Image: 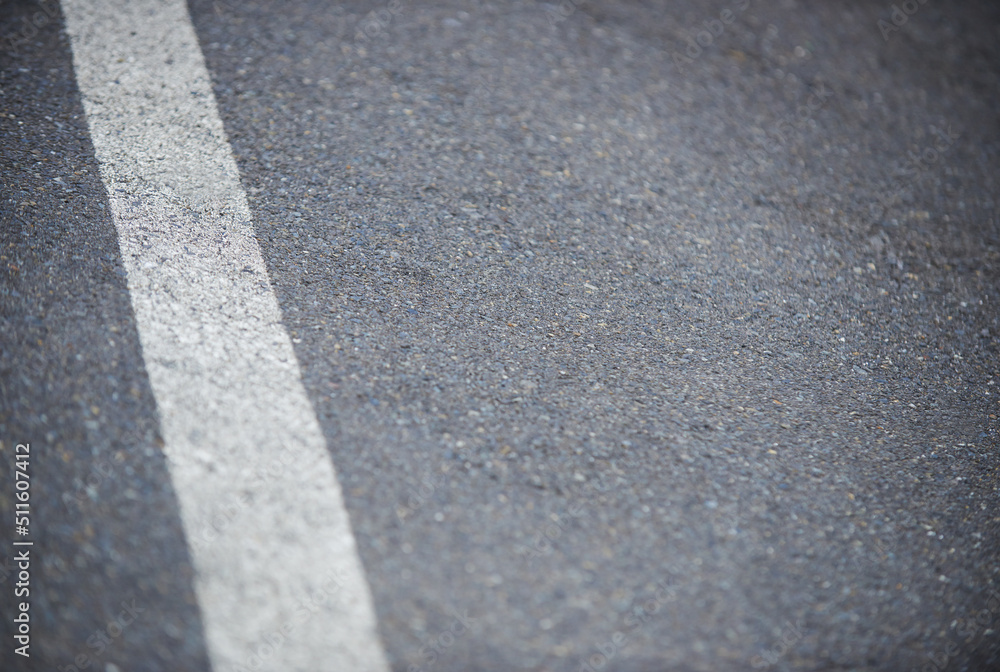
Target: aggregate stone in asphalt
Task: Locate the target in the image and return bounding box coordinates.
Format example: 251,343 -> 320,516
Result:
1,3 -> 211,670
2,0 -> 999,670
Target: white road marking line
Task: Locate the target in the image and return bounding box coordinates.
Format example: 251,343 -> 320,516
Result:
61,2 -> 390,670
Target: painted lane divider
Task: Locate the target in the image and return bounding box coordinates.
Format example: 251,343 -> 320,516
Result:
61,1 -> 389,670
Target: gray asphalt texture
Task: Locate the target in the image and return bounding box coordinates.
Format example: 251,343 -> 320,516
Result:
2,0 -> 1000,670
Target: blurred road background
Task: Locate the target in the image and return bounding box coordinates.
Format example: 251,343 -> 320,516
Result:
2,0 -> 999,670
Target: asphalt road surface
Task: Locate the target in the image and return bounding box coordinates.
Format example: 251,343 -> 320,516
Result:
2,0 -> 1000,671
